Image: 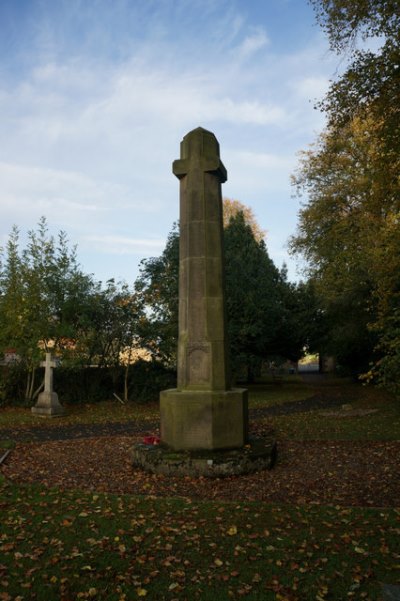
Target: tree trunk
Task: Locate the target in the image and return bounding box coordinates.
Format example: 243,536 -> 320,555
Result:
25,367 -> 36,402
32,378 -> 44,400
124,364 -> 129,403
247,365 -> 255,384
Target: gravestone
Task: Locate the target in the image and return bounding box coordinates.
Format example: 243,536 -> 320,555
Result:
160,127 -> 248,451
31,352 -> 65,417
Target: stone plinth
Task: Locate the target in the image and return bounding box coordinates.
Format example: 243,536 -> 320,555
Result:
132,435 -> 277,478
31,391 -> 65,417
160,388 -> 248,451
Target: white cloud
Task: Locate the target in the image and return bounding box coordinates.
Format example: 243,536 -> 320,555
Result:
74,68 -> 285,132
232,151 -> 295,170
292,75 -> 330,100
236,28 -> 269,60
0,162 -> 110,207
223,149 -> 296,200
0,161 -> 158,236
84,234 -> 165,255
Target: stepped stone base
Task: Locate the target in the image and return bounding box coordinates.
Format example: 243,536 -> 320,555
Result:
31,392 -> 65,417
131,435 -> 277,478
160,388 -> 248,451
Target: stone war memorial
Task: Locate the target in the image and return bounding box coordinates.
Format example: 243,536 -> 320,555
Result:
162,127 -> 248,451
31,352 -> 65,417
132,127 -> 276,476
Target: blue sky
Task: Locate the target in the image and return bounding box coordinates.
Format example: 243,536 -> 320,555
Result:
0,0 -> 339,284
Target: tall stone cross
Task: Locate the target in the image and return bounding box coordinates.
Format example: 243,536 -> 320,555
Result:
31,352 -> 65,417
160,127 -> 248,451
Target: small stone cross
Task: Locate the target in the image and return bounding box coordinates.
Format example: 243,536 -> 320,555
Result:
32,351 -> 64,417
41,352 -> 57,393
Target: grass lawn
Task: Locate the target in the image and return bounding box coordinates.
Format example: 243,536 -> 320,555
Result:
270,405 -> 400,441
1,378 -> 399,600
246,378 -> 315,409
0,401 -> 159,429
264,380 -> 400,441
0,377 -> 315,428
0,482 -> 399,600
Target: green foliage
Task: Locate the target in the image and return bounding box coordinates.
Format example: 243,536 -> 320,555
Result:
224,212 -> 280,379
135,224 -> 179,365
70,279 -> 144,371
291,0 -> 400,381
0,218 -> 96,400
0,219 -> 146,404
270,275 -> 324,361
311,0 -> 399,50
126,359 -> 176,403
0,361 -> 175,405
0,365 -> 26,406
311,0 -> 400,148
54,366 -> 117,403
223,197 -> 266,241
136,211 -> 306,382
224,212 -> 302,378
58,360 -> 175,404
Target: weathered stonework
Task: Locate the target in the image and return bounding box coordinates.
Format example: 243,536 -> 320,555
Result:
31,391 -> 65,417
160,388 -> 248,450
160,127 -> 248,451
174,128 -> 230,393
132,436 -> 277,478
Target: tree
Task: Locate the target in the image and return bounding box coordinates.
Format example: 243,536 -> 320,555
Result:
0,219 -> 153,404
291,105 -> 399,377
224,212 -> 285,379
291,115 -> 379,373
310,1 -> 399,51
72,279 -> 144,402
223,198 -> 266,242
310,0 -> 400,142
134,224 -> 179,365
136,206 -> 304,381
0,219 -> 97,400
0,218 -> 147,402
291,1 -> 400,384
273,275 -> 325,363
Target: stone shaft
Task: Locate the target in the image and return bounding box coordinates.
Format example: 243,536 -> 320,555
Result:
173,127 -> 229,391
42,352 -> 57,393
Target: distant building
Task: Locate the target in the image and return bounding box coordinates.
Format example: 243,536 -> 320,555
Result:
297,353 -> 336,374
298,354 -> 319,373
119,346 -> 153,366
